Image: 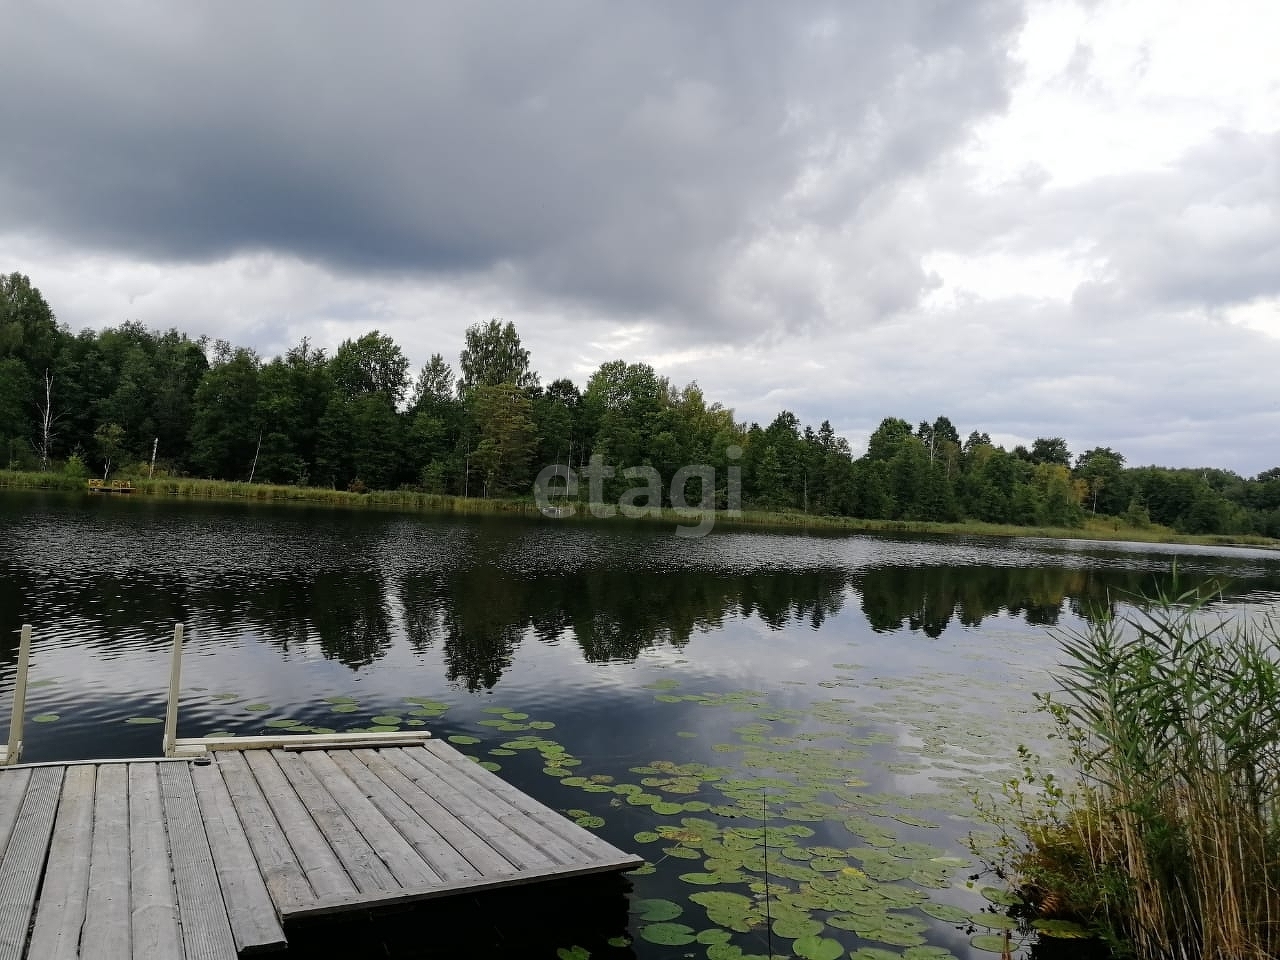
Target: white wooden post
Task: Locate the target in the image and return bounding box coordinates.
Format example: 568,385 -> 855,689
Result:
4,625 -> 32,765
162,624 -> 183,757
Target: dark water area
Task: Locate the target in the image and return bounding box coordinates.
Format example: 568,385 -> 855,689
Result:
3,490 -> 1279,959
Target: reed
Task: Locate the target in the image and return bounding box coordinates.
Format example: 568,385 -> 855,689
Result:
1002,584 -> 1280,959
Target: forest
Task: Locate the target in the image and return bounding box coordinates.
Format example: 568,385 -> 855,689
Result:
2,271 -> 1278,537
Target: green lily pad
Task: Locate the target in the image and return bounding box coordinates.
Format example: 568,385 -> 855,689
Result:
918,901 -> 972,923
793,935 -> 844,960
370,715 -> 402,726
639,922 -> 696,946
330,704 -> 359,713
772,916 -> 823,939
124,716 -> 163,725
243,703 -> 270,712
32,713 -> 59,723
979,886 -> 1021,907
633,898 -> 682,921
448,735 -> 480,745
1032,918 -> 1091,938
263,718 -> 301,728
970,933 -> 1017,953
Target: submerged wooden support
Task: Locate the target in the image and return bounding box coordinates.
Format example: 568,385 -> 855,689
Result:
0,625 -> 32,766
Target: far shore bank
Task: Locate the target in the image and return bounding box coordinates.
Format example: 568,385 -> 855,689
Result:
2,470 -> 1276,550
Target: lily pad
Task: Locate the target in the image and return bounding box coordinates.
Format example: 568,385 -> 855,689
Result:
639,922 -> 697,946
448,735 -> 480,745
979,886 -> 1021,907
633,898 -> 682,921
970,933 -> 1017,953
793,935 -> 844,960
32,713 -> 59,723
1032,918 -> 1091,938
125,716 -> 163,725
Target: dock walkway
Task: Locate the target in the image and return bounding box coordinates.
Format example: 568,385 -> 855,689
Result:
0,742 -> 641,959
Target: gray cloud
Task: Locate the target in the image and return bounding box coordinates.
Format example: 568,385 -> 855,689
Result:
1,0 -> 1023,328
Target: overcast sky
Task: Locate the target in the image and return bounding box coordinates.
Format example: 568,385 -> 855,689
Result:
2,1 -> 1277,473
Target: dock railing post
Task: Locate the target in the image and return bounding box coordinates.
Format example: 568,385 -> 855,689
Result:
162,623 -> 183,758
3,624 -> 32,765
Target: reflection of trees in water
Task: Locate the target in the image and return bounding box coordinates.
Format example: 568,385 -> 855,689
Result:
197,570 -> 395,668
8,550 -> 1278,687
0,568 -> 193,655
853,565 -> 1268,638
396,569 -> 854,691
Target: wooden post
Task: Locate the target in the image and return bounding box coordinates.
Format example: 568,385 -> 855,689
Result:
4,625 -> 32,765
162,624 -> 184,758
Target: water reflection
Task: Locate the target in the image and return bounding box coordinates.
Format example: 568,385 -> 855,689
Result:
3,491 -> 1280,689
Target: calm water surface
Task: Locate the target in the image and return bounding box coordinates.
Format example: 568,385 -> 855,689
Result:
3,491 -> 1279,959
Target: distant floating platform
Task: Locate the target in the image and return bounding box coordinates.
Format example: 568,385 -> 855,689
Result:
87,479 -> 135,494
0,741 -> 642,959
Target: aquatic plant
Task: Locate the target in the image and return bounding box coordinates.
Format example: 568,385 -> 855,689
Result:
985,582 -> 1280,959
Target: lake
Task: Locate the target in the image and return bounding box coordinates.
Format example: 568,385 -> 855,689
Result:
3,490 -> 1279,959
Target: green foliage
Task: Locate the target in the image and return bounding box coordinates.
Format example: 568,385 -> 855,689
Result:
0,269 -> 1276,539
459,318 -> 537,392
62,454 -> 89,480
980,585 -> 1280,959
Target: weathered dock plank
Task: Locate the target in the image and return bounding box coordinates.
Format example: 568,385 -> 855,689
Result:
128,763 -> 181,960
212,750 -> 312,916
380,747 -> 554,872
346,747 -> 512,880
28,764 -> 96,960
0,741 -> 641,956
0,769 -> 33,862
421,739 -> 636,866
243,750 -> 357,902
272,749 -> 397,895
159,762 -> 238,960
83,764 -> 132,960
0,766 -> 63,960
190,758 -> 286,955
299,749 -> 440,889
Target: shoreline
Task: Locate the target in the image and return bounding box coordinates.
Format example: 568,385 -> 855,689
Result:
1,470 -> 1276,550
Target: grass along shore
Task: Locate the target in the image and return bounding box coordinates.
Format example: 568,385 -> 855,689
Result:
0,468 -> 1275,548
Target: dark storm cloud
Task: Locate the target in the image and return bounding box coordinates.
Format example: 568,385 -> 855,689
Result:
0,1 -> 1024,326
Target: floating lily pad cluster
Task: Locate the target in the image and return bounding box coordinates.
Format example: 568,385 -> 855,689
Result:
201,659 -> 1066,958
398,670 -> 1072,959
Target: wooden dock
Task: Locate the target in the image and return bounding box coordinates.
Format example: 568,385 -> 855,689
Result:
0,743 -> 642,959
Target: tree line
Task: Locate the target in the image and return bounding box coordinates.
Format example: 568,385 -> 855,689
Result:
2,270 -> 1278,536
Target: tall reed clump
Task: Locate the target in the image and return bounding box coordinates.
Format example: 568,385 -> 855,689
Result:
999,583 -> 1280,959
